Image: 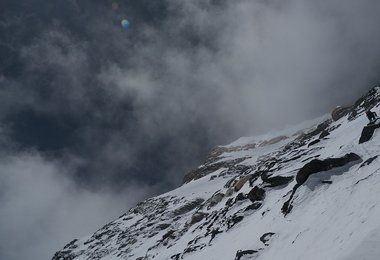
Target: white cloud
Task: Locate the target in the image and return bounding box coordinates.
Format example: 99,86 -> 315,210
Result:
0,151 -> 149,260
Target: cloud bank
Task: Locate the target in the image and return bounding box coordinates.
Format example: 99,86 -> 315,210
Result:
0,150 -> 151,260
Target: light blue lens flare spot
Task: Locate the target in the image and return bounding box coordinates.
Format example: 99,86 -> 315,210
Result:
121,19 -> 130,29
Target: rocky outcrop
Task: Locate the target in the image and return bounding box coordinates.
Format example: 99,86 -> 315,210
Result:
247,186 -> 266,203
282,120 -> 332,153
206,192 -> 224,208
360,156 -> 378,168
234,249 -> 258,260
233,174 -> 257,192
348,86 -> 380,121
319,130 -> 330,139
308,139 -> 321,147
156,223 -> 171,230
306,120 -> 332,139
359,121 -> 380,144
190,212 -> 208,225
53,86 -> 380,260
183,158 -> 252,183
331,105 -> 352,121
244,202 -> 262,212
261,174 -> 293,188
172,198 -> 204,216
296,153 -> 362,185
260,232 -> 275,246
282,153 -> 362,215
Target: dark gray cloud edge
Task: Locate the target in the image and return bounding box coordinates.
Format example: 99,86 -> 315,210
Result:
1,0 -> 380,259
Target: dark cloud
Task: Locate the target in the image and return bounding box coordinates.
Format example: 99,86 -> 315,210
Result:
1,0 -> 380,259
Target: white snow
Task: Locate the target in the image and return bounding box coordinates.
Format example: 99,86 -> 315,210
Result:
54,105 -> 380,260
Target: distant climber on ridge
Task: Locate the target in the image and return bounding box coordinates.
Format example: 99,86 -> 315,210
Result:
365,109 -> 378,123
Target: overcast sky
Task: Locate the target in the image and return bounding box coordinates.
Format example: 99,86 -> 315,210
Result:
1,0 -> 380,259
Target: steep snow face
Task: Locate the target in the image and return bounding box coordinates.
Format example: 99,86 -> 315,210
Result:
53,87 -> 380,260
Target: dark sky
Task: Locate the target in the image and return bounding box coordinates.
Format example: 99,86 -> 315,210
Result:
1,0 -> 380,259
0,0 -> 222,189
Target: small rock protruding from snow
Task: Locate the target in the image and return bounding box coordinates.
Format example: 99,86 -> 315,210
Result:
234,249 -> 258,260
247,186 -> 266,203
260,232 -> 276,246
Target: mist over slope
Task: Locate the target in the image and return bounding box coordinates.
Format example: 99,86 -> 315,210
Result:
53,87 -> 380,260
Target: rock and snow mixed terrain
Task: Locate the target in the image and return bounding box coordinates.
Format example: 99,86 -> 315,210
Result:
54,87 -> 380,260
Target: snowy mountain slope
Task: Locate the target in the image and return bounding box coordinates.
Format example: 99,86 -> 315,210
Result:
53,86 -> 380,260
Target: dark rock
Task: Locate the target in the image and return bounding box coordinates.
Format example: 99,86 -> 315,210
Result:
247,186 -> 266,203
162,230 -> 175,240
359,122 -> 380,144
261,175 -> 293,188
209,228 -> 223,243
173,216 -> 181,222
283,153 -> 362,215
319,130 -> 330,139
331,105 -> 352,121
262,158 -> 279,170
235,250 -> 258,260
260,232 -> 275,246
301,155 -> 321,162
235,192 -> 247,202
156,223 -> 171,230
171,253 -> 181,260
225,187 -> 234,197
360,156 -> 379,168
348,86 -> 380,121
225,198 -> 234,207
172,198 -> 204,216
249,174 -> 260,187
52,251 -> 76,260
207,192 -> 224,208
244,202 -> 262,212
296,153 -> 362,185
261,209 -> 270,216
234,174 -> 256,192
190,212 -> 208,225
183,244 -> 206,255
63,239 -> 78,250
228,215 -> 244,229
147,231 -> 159,238
282,120 -> 331,152
183,245 -> 200,254
183,157 -> 249,183
281,194 -> 295,215
308,120 -> 332,138
282,154 -> 304,164
308,139 -> 321,147
224,177 -> 237,188
183,163 -> 222,183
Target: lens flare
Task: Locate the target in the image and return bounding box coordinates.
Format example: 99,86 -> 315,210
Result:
121,19 -> 130,29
